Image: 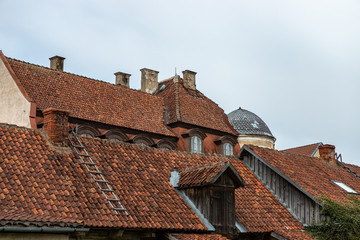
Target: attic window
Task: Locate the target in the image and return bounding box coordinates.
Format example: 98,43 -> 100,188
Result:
332,181 -> 358,194
191,136 -> 202,153
224,143 -> 233,156
182,129 -> 206,154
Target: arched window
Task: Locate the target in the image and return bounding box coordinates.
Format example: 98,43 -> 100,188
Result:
109,138 -> 121,143
191,136 -> 202,153
132,135 -> 155,147
223,143 -> 234,156
77,125 -> 100,138
105,130 -> 129,143
156,139 -> 177,150
182,129 -> 206,154
80,132 -> 93,137
214,136 -> 237,156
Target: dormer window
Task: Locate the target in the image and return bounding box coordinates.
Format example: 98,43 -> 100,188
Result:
332,181 -> 358,194
131,135 -> 155,147
191,136 -> 202,153
105,130 -> 129,143
182,129 -> 206,154
214,136 -> 237,156
156,139 -> 177,150
174,162 -> 245,236
224,143 -> 234,156
77,125 -> 100,138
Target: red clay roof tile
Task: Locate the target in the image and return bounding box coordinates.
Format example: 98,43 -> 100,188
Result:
344,163 -> 360,176
281,143 -> 322,157
250,145 -> 360,203
5,57 -> 175,137
0,124 -> 311,239
156,79 -> 237,135
177,162 -> 228,187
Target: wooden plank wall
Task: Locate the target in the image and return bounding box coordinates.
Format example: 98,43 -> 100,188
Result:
243,155 -> 321,225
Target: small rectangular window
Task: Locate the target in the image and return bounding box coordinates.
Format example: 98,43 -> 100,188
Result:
332,181 -> 358,194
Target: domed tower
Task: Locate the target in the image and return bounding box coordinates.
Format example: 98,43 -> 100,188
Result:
228,107 -> 276,149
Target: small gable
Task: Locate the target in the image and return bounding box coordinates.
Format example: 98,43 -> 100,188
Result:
175,162 -> 244,237
177,161 -> 244,189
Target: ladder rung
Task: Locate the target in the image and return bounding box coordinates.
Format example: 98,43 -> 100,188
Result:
101,189 -> 114,192
113,208 -> 126,211
82,162 -> 96,166
95,180 -> 108,183
79,153 -> 90,157
107,198 -> 119,201
69,132 -> 127,215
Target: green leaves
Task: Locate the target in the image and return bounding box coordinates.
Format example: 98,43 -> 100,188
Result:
305,196 -> 360,240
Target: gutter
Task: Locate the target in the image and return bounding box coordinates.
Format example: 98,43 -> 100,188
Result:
0,226 -> 89,233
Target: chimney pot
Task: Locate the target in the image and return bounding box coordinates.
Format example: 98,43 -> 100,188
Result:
318,144 -> 337,166
114,72 -> 131,88
49,56 -> 65,71
43,108 -> 70,147
182,70 -> 197,90
140,68 -> 159,94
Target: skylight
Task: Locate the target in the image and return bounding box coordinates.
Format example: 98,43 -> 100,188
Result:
332,181 -> 358,194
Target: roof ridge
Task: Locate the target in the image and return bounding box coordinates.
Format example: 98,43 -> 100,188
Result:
179,161 -> 226,173
251,145 -> 320,159
281,142 -> 322,152
343,162 -> 360,168
159,76 -> 176,84
5,56 -> 163,99
0,122 -> 40,133
174,81 -> 182,121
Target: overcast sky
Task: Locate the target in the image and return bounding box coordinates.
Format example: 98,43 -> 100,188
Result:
1,0 -> 359,165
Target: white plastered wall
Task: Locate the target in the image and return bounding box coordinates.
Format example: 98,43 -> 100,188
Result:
0,58 -> 31,128
238,135 -> 275,149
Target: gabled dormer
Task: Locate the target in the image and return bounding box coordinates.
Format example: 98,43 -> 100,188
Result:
172,161 -> 245,237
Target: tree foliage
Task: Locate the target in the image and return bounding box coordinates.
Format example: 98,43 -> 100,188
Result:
305,196 -> 360,240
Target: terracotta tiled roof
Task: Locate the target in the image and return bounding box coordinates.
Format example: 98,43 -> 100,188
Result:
156,78 -> 237,135
249,146 -> 360,203
177,161 -> 244,188
0,124 -> 203,230
0,123 -> 310,239
4,56 -> 175,137
169,233 -> 230,240
0,209 -> 82,226
177,162 -> 228,187
281,143 -> 322,157
342,163 -> 360,179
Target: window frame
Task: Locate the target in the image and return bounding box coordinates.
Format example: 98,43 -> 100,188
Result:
332,180 -> 358,194
181,128 -> 206,154
191,135 -> 202,153
214,135 -> 237,156
105,129 -> 129,143
223,143 -> 234,156
77,125 -> 100,137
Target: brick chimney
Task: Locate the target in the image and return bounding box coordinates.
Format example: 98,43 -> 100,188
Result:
114,72 -> 131,88
318,144 -> 337,166
182,70 -> 197,90
140,68 -> 158,94
43,108 -> 70,147
49,56 -> 65,71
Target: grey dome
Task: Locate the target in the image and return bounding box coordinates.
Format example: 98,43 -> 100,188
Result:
227,108 -> 274,138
